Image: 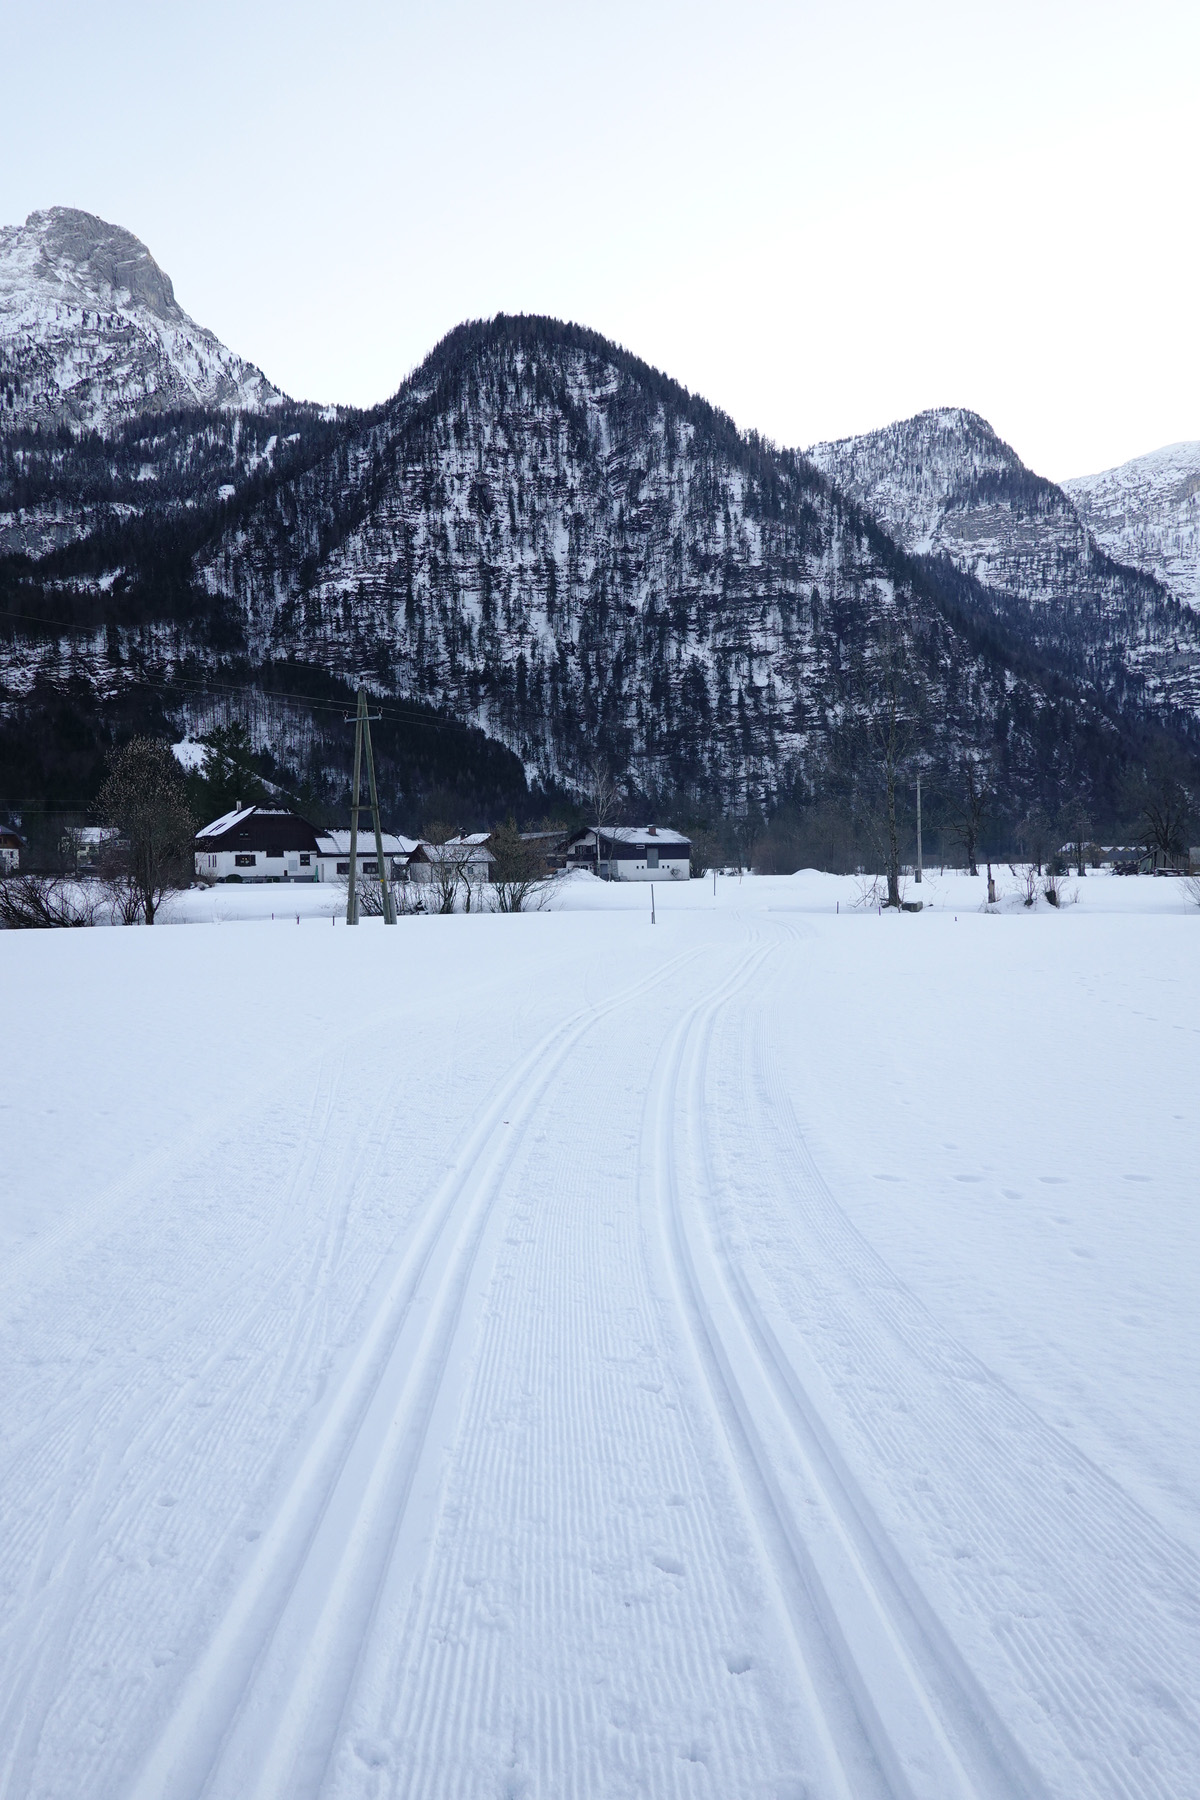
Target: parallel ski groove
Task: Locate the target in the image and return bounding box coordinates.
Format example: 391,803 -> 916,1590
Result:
716,996 -> 1200,1800
651,935 -> 1049,1800
126,946 -> 704,1800
344,929 -> 793,1799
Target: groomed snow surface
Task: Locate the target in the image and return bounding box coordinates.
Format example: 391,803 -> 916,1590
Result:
2,869 -> 1198,1800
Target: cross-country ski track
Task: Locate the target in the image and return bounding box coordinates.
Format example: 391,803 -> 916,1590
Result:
2,877 -> 1199,1799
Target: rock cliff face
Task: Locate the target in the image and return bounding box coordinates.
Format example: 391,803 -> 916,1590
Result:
1065,442 -> 1200,613
807,410 -> 1200,724
0,207 -> 283,433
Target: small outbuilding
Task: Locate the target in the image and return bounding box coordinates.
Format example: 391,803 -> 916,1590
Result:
565,825 -> 691,881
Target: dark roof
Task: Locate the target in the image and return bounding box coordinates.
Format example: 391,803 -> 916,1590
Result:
195,807 -> 322,853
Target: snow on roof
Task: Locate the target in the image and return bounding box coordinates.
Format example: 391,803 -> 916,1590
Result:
409,840 -> 495,863
196,805 -> 256,839
589,825 -> 691,847
314,830 -> 418,856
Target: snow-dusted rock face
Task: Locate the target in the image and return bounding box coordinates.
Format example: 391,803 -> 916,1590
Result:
1064,442 -> 1200,612
807,408 -> 1092,597
0,207 -> 284,432
806,408 -> 1200,723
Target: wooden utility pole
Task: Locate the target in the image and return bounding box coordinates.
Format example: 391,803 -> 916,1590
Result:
346,687 -> 396,925
915,775 -> 923,884
347,691 -> 364,925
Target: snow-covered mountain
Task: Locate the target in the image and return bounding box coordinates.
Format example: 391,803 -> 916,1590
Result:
3,278 -> 1199,827
808,408 -> 1101,599
1064,442 -> 1200,612
807,409 -> 1200,723
5,315 -> 1164,824
0,207 -> 284,433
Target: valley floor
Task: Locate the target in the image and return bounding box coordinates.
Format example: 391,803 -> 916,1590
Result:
1,872 -> 1198,1799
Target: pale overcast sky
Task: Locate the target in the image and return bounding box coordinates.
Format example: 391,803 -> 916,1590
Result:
4,0 -> 1197,479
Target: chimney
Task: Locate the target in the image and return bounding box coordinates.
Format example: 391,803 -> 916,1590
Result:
648,824 -> 657,835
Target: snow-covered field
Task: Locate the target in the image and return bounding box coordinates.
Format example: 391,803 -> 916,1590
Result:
2,870 -> 1198,1799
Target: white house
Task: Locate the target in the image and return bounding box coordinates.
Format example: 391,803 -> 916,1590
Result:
0,826 -> 23,875
406,834 -> 495,887
564,825 -> 691,881
61,824 -> 120,874
313,829 -> 418,885
195,807 -> 325,882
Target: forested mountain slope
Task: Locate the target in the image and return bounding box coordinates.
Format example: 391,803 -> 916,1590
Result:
3,298 -> 1197,833
191,317 -> 1156,814
807,409 -> 1200,727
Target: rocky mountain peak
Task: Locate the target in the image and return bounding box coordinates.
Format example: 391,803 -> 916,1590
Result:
1065,441 -> 1200,611
0,205 -> 284,432
7,207 -> 186,325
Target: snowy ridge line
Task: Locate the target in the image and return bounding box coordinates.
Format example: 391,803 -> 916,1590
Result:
125,943 -> 706,1800
0,1041 -> 417,1796
649,933 -> 1040,1800
736,1007 -> 1200,1797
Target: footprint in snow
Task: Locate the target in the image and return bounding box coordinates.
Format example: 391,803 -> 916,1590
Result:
652,1555 -> 685,1577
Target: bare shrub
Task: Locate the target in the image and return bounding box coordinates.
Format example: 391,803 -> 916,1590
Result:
487,817 -> 558,913
0,875 -> 98,929
852,874 -> 885,910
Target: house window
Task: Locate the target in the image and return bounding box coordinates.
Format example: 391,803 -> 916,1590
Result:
363,861 -> 379,874
647,847 -> 659,868
234,853 -> 256,867
336,861 -> 350,875
299,853 -> 310,866
265,848 -> 284,859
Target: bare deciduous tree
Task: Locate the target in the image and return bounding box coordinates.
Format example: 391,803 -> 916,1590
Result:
582,762 -> 622,879
97,738 -> 195,924
487,818 -> 557,913
855,629 -> 924,908
1123,750 -> 1192,868
947,752 -> 991,879
420,822 -> 472,914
